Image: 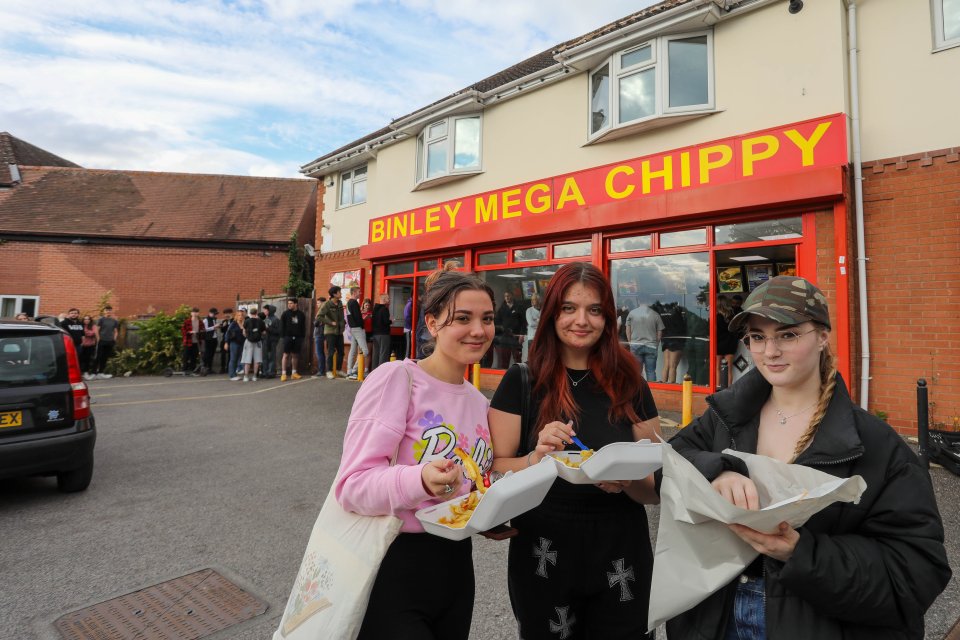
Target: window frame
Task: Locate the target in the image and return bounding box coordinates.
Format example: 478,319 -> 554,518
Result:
338,164 -> 367,208
932,0 -> 960,50
1,295 -> 39,317
415,114 -> 483,187
588,29 -> 715,141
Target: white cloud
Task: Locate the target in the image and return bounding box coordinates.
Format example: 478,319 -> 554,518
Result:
0,0 -> 656,176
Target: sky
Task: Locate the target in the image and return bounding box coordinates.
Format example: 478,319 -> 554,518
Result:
0,0 -> 659,179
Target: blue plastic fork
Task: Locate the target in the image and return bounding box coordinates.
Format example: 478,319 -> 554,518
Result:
570,435 -> 589,451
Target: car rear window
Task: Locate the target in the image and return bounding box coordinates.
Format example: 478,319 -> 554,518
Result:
0,334 -> 64,387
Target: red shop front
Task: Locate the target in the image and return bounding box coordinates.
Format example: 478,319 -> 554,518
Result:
361,114 -> 853,413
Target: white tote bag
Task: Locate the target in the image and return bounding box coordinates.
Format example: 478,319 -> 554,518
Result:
273,486 -> 402,640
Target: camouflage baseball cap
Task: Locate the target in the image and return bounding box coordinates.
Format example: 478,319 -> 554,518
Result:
728,276 -> 831,333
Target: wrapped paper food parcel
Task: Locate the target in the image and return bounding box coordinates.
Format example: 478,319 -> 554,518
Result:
647,444 -> 866,632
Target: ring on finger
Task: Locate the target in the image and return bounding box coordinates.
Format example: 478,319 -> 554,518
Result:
443,483 -> 454,495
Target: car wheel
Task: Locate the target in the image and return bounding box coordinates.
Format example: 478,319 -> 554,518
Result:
57,456 -> 94,493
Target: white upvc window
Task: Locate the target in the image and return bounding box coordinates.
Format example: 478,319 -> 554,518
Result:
339,165 -> 367,208
932,0 -> 960,49
1,295 -> 39,318
589,30 -> 714,139
415,114 -> 482,186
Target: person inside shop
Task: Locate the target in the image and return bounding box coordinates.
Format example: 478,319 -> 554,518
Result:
626,296 -> 663,382
663,276 -> 951,639
522,292 -> 540,362
658,302 -> 685,385
335,268 -> 496,639
488,261 -> 661,640
715,296 -> 738,388
494,289 -> 525,369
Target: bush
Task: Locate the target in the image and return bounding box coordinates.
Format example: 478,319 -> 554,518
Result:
104,305 -> 190,375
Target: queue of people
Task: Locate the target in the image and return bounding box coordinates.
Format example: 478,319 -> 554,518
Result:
324,264 -> 950,640
56,306 -> 119,380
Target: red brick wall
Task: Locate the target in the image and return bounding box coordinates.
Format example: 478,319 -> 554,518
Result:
315,248 -> 373,300
0,241 -> 291,318
860,148 -> 960,434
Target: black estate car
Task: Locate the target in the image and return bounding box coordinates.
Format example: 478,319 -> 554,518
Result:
0,320 -> 96,492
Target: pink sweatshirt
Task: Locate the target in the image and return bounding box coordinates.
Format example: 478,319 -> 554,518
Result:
335,359 -> 493,533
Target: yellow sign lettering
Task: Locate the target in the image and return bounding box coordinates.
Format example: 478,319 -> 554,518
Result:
680,151 -> 691,188
699,145 -> 733,184
371,220 -> 385,243
502,188 -> 522,219
475,194 -> 498,223
525,183 -> 551,213
556,177 -> 585,210
605,165 -> 635,200
394,215 -> 407,238
425,206 -> 441,232
742,135 -> 779,177
409,212 -> 423,235
784,122 -> 832,167
642,156 -> 673,194
444,202 -> 461,227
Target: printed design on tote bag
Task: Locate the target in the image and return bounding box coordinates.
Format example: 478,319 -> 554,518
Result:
281,552 -> 333,635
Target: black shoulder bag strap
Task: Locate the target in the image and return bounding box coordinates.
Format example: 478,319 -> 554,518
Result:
518,363 -> 532,455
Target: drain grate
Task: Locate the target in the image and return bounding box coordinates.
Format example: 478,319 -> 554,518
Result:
53,568 -> 268,640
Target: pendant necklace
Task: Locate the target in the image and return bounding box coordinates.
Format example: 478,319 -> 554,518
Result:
774,400 -> 818,425
566,370 -> 591,387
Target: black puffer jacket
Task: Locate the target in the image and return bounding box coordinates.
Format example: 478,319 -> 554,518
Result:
665,368 -> 951,640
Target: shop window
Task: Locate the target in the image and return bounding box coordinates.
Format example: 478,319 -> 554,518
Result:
1,295 -> 38,318
660,228 -> 706,248
477,251 -> 508,266
609,253 -> 710,386
589,31 -> 714,139
339,165 -> 367,207
478,265 -> 559,370
610,235 -> 651,253
418,259 -> 439,271
553,241 -> 592,259
513,247 -> 547,262
714,217 -> 802,245
416,115 -> 482,187
386,261 -> 415,276
932,0 -> 960,49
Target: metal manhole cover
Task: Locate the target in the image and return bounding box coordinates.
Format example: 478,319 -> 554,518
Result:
54,568 -> 268,640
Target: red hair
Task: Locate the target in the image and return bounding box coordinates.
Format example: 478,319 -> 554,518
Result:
528,262 -> 647,439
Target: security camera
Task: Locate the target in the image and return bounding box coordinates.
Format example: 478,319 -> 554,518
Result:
788,0 -> 803,13
304,244 -> 316,257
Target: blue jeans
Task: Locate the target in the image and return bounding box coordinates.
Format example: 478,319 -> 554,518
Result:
228,342 -> 242,378
724,576 -> 766,640
631,344 -> 659,382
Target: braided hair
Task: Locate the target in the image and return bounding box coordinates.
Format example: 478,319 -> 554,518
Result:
791,327 -> 838,460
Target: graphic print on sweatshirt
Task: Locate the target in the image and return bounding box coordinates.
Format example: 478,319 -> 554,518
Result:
411,409 -> 492,478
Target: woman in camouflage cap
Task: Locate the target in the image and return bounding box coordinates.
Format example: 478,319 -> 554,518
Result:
663,276 -> 950,640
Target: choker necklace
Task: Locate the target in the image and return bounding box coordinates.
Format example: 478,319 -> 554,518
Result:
774,401 -> 818,425
566,370 -> 591,387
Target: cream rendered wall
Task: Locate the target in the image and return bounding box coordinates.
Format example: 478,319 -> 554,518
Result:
856,0 -> 960,160
324,0 -> 849,253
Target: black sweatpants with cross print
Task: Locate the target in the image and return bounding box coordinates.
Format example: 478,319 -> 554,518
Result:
507,496 -> 654,640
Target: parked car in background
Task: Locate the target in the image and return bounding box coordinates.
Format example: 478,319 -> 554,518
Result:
0,320 -> 96,491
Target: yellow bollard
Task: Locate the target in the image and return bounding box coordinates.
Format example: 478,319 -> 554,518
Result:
358,352 -> 365,382
681,373 -> 693,428
332,353 -> 339,379
472,362 -> 481,389
390,351 -> 396,362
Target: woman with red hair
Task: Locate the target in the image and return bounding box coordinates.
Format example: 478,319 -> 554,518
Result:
489,261 -> 660,640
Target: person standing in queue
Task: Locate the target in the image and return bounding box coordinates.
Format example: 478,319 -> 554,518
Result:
279,298 -> 306,381
665,276 -> 950,639
335,268 -> 496,639
488,261 -> 661,640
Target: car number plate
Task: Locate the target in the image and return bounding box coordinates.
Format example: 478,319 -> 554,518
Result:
0,410 -> 23,428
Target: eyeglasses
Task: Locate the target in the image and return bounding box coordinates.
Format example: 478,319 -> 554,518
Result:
741,328 -> 817,352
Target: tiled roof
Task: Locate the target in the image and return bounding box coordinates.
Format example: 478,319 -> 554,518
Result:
303,0 -> 698,169
0,166 -> 317,244
0,132 -> 80,184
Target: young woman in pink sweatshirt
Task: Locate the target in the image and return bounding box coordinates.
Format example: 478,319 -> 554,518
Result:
335,268 -> 496,640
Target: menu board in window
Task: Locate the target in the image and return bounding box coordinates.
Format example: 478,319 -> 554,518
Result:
746,264 -> 774,291
717,266 -> 744,293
